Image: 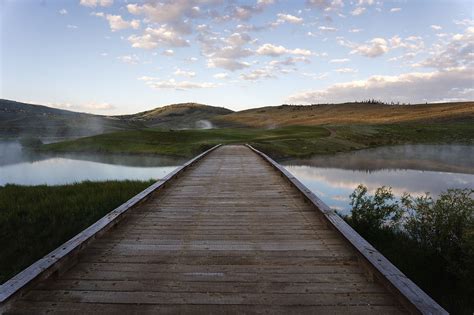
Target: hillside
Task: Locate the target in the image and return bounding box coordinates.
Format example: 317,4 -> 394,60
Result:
0,99 -> 140,138
116,103 -> 233,129
213,102 -> 474,128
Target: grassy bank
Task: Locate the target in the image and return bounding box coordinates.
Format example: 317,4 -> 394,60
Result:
0,180 -> 155,284
38,122 -> 474,159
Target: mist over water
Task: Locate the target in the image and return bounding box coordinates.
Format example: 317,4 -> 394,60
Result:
282,144 -> 474,214
1,141 -> 473,213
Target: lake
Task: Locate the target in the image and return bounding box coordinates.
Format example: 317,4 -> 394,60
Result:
1,141 -> 473,213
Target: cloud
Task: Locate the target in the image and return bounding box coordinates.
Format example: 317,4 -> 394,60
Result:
105,15 -> 140,31
256,43 -> 312,56
59,9 -> 68,15
207,58 -> 250,71
318,26 -> 337,32
351,7 -> 366,16
275,13 -> 303,25
67,24 -> 78,29
390,8 -> 402,13
306,0 -> 344,12
430,25 -> 442,30
142,78 -> 218,90
334,67 -> 358,74
51,101 -> 115,111
413,26 -> 473,70
329,58 -> 350,63
213,73 -> 229,79
350,38 -> 389,57
162,49 -> 174,56
79,0 -> 113,8
240,67 -> 276,81
286,67 -> 474,104
349,28 -> 362,33
128,26 -> 189,49
174,68 -> 196,78
117,54 -> 139,64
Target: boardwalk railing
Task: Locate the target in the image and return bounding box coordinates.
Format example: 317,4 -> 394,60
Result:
0,144 -> 221,309
246,144 -> 447,315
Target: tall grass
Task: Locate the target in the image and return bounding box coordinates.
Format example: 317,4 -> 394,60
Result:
0,180 -> 155,283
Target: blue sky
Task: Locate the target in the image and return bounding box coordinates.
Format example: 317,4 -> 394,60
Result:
1,0 -> 473,114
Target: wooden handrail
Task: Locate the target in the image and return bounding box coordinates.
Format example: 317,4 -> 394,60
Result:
246,144 -> 448,315
0,144 -> 221,309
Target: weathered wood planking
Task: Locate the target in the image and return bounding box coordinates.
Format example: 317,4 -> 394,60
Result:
1,145 -> 446,314
246,144 -> 447,315
0,144 -> 221,310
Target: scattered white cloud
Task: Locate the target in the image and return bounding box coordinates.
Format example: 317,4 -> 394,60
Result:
275,13 -> 303,25
350,38 -> 389,57
105,15 -> 140,32
286,67 -> 474,104
240,67 -> 276,81
79,0 -> 113,8
334,67 -> 358,73
349,28 -> 362,33
330,58 -> 350,63
100,52 -> 108,57
318,26 -> 338,32
143,78 -> 218,90
430,25 -> 442,30
213,73 -> 229,79
128,26 -> 189,49
174,68 -> 196,78
67,24 -> 78,29
413,26 -> 474,70
117,54 -> 139,65
256,43 -> 312,56
51,101 -> 115,111
351,7 -> 366,16
306,0 -> 344,12
162,49 -> 174,56
59,9 -> 68,15
390,8 -> 401,13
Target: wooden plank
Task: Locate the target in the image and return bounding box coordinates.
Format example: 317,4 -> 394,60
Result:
2,145 -> 420,314
247,144 -> 448,315
0,144 -> 222,308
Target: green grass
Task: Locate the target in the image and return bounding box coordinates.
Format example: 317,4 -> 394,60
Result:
0,180 -> 155,284
38,122 -> 474,159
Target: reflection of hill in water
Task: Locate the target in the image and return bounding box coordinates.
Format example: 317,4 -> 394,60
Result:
0,141 -> 186,167
282,144 -> 474,175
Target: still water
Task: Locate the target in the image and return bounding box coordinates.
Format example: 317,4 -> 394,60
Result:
0,141 -> 185,185
282,145 -> 474,214
1,141 -> 473,213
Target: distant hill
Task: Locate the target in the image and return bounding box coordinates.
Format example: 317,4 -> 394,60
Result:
116,103 -> 233,129
0,99 -> 140,138
213,102 -> 474,128
2,99 -> 473,139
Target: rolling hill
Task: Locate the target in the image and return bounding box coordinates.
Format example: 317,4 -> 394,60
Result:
0,99 -> 141,138
212,102 -> 474,128
116,103 -> 233,129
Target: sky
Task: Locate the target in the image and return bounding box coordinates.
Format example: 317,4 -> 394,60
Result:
1,0 -> 473,114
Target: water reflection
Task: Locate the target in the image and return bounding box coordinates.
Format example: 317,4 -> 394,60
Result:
283,166 -> 474,214
281,144 -> 474,214
283,144 -> 474,174
0,141 -> 182,185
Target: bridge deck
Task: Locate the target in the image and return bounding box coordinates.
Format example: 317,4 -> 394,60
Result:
7,145 -> 408,314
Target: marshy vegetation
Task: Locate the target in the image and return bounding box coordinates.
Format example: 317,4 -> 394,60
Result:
0,180 -> 155,284
36,122 -> 474,159
346,185 -> 474,314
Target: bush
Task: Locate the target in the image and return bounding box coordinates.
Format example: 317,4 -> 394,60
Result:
348,185 -> 474,314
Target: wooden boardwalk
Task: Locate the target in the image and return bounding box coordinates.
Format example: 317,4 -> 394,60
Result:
1,145 -> 445,314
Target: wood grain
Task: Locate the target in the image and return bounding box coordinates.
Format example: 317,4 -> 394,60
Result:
1,145 -> 445,314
